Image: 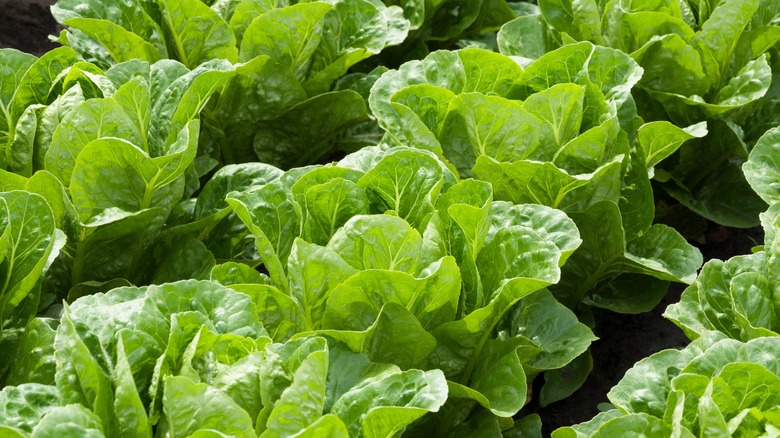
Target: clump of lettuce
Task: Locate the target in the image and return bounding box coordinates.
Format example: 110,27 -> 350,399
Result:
0,279 -> 449,438
553,333 -> 780,437
49,0 -> 412,167
0,53 -> 240,305
500,0 -> 780,227
216,145 -> 597,432
369,45 -> 703,315
664,127 -> 780,341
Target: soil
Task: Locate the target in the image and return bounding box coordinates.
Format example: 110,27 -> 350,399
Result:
0,0 -> 59,56
1,3 -> 768,436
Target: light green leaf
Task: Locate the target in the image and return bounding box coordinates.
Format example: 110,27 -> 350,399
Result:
157,0 -> 238,68
239,2 -> 332,79
162,376 -> 254,438
62,18 -> 163,64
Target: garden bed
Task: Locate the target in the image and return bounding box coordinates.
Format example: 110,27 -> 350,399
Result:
0,0 -> 774,435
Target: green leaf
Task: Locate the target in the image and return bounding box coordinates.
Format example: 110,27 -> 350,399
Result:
295,415 -> 348,438
157,0 -> 238,68
665,254 -> 776,341
0,384 -> 60,434
357,149 -> 443,230
304,0 -> 409,94
226,183 -> 299,291
473,155 -> 623,211
637,121 -> 707,171
438,93 -> 536,177
151,237 -> 216,284
195,162 -> 283,219
69,124 -> 196,221
539,0 -> 603,43
322,256 -> 460,332
10,47 -> 78,125
330,368 -> 447,438
540,350 -> 593,407
488,202 -> 581,265
327,214 -> 428,275
207,55 -> 306,165
261,347 -> 328,437
370,50 -> 466,143
0,191 -> 56,325
62,18 -> 163,64
114,334 -> 151,438
506,289 -> 597,373
44,98 -> 144,186
211,352 -> 265,422
659,119 -> 767,227
210,262 -> 269,287
689,0 -> 760,93
4,318 -> 57,386
239,2 -> 332,79
428,233 -> 558,380
591,413 -> 674,437
468,337 -> 536,416
712,54 -> 773,107
631,34 -> 709,98
497,15 -> 553,59
66,207 -> 168,287
162,376 -> 254,438
456,48 -> 524,96
32,84 -> 85,172
301,178 -> 371,246
286,239 -> 357,331
54,306 -> 117,436
744,126 -> 780,205
229,284 -> 305,342
228,0 -> 282,46
31,404 -> 105,438
6,105 -> 39,177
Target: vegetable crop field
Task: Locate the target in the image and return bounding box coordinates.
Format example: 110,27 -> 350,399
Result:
1,0 -> 779,436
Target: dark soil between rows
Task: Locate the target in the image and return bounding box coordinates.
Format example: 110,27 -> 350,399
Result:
0,2 -> 767,435
0,0 -> 59,56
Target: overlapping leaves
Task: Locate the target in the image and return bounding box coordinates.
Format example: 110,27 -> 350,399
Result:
501,0 -> 780,227
0,280 -> 449,438
554,334 -> 780,437
370,46 -> 702,313
221,145 -> 594,433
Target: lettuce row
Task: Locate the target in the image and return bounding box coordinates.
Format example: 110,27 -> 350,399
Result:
369,45 -> 703,313
218,144 -> 597,430
664,127 -> 780,342
553,333 -> 780,437
0,280 -> 449,438
0,53 -> 240,307
48,0 -> 412,167
501,0 -> 780,227
0,140 -> 595,434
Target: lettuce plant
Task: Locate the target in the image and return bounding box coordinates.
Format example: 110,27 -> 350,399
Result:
664,127 -> 780,341
0,47 -> 78,175
500,0 -> 780,226
0,279 -> 449,437
369,46 -> 703,314
217,145 -> 597,432
49,0 -> 412,167
553,333 -> 780,437
0,56 -> 237,304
